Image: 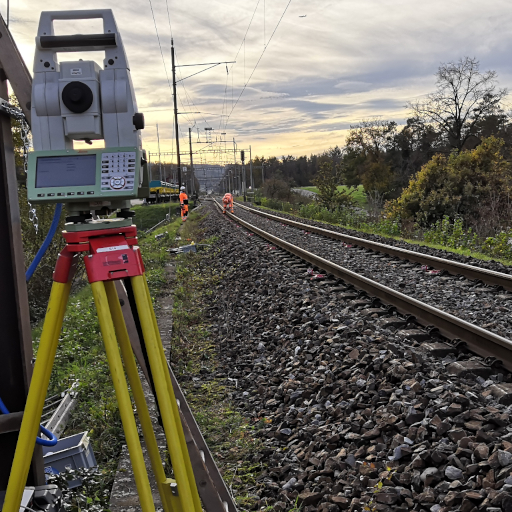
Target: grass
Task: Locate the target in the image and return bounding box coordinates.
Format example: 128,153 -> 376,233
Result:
131,202 -> 180,231
299,184 -> 367,205
37,215 -> 183,510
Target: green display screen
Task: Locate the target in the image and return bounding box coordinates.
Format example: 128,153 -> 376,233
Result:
35,154 -> 96,188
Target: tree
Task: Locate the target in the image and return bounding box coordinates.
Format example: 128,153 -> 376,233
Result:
262,178 -> 291,200
312,161 -> 355,211
343,119 -> 397,195
408,57 -> 507,152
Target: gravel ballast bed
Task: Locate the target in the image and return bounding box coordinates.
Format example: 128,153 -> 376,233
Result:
197,204 -> 512,512
231,206 -> 512,341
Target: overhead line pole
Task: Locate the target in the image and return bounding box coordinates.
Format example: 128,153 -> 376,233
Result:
250,145 -> 254,190
233,138 -> 237,195
156,123 -> 162,182
171,39 -> 182,188
189,127 -> 194,196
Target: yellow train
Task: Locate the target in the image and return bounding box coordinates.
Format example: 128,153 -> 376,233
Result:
148,180 -> 180,203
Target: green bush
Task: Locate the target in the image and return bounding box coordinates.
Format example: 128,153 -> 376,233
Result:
387,136 -> 512,231
481,231 -> 512,259
260,197 -> 295,213
423,216 -> 479,250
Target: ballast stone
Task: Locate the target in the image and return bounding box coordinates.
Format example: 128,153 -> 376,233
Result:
446,360 -> 493,378
490,382 -> 512,405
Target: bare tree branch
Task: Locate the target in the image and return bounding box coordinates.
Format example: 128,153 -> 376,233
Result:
407,57 -> 507,151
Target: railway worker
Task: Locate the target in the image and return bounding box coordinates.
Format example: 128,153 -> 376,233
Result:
179,186 -> 189,222
222,192 -> 234,214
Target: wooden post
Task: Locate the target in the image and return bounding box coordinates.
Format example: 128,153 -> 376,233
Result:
0,15 -> 45,488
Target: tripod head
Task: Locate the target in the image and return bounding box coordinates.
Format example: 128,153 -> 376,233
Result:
27,9 -> 149,221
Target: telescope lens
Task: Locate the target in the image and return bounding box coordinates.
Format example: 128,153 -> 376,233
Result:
62,81 -> 94,113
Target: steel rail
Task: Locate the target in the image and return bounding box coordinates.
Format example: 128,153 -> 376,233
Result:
215,200 -> 512,370
235,202 -> 512,291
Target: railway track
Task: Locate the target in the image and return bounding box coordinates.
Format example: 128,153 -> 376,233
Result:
231,202 -> 512,342
235,202 -> 512,291
201,201 -> 512,510
214,199 -> 512,372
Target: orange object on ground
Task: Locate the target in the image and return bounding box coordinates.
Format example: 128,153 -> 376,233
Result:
179,190 -> 189,222
222,193 -> 234,214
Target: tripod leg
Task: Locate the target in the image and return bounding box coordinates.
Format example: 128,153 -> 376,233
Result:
3,281 -> 71,512
124,278 -> 161,418
131,275 -> 202,512
104,281 -> 174,512
90,281 -> 156,512
142,277 -> 200,507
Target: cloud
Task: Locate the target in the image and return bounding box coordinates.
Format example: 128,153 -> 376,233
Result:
7,0 -> 512,160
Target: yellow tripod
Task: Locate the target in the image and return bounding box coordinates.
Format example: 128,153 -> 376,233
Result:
3,223 -> 202,512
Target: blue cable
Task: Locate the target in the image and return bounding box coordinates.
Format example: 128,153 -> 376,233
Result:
25,203 -> 63,282
9,202 -> 64,447
0,396 -> 57,446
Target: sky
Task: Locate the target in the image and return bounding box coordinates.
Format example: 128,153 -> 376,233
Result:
7,0 -> 512,165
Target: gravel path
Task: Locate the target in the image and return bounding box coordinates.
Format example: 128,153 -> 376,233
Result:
232,205 -> 512,341
196,202 -> 512,512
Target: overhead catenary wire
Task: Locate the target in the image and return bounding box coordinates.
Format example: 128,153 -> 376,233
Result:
147,0 -> 173,98
165,0 -> 174,40
161,0 -> 256,182
228,0 -> 261,76
175,50 -> 210,127
218,66 -> 230,131
224,0 -> 293,130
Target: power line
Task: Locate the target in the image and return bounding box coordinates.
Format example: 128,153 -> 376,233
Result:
165,0 -> 174,40
219,66 -> 230,131
224,0 -> 293,129
147,0 -> 173,96
229,0 -> 261,75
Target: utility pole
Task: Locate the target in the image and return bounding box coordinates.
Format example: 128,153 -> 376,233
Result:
262,161 -> 265,185
241,150 -> 246,201
232,138 -> 237,195
171,39 -> 182,188
156,124 -> 162,182
249,145 -> 254,191
188,127 -> 194,196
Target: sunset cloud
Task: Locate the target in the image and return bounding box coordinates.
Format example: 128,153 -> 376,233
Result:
8,0 -> 512,162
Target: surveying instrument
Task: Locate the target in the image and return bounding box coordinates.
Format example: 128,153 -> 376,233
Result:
3,10 -> 202,512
